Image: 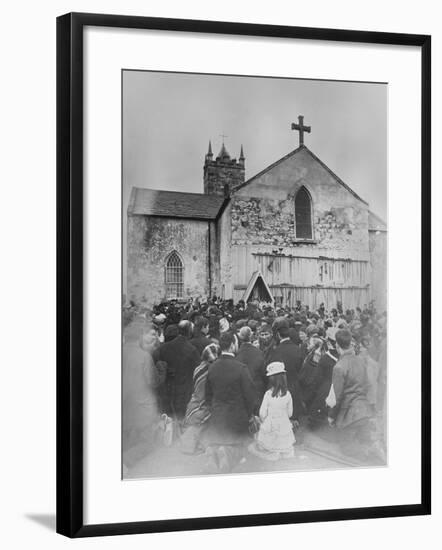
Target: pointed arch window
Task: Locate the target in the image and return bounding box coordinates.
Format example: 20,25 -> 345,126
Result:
165,251 -> 184,299
295,187 -> 313,239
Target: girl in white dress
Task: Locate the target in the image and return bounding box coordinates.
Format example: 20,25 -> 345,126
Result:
248,362 -> 295,461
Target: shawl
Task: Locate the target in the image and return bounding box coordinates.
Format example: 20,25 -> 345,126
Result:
183,361 -> 211,426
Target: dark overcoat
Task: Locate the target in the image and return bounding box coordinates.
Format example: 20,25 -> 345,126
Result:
156,335 -> 200,418
266,339 -> 305,419
236,342 -> 266,407
306,349 -> 338,416
205,354 -> 256,445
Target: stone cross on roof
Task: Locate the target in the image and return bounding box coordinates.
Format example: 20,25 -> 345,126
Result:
291,115 -> 311,146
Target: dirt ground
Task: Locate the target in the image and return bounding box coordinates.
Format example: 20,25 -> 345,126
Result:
126,424 -> 386,480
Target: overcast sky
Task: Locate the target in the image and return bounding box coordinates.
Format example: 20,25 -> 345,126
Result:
123,70 -> 387,220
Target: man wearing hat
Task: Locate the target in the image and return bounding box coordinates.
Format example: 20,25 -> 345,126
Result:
266,318 -> 304,420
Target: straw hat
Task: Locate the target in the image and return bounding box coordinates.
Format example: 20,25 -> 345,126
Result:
266,361 -> 286,377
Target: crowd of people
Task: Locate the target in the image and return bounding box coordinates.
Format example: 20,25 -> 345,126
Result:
122,296 -> 387,474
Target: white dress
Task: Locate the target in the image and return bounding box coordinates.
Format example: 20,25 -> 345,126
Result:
257,390 -> 295,453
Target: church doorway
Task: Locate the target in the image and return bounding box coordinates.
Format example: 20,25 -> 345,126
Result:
243,271 -> 274,305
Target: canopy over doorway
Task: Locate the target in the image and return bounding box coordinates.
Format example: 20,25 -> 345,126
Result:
242,271 -> 274,305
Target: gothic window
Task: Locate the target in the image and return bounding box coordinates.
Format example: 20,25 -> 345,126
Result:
165,251 -> 184,299
295,186 -> 313,239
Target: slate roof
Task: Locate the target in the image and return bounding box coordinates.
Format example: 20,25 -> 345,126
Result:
128,187 -> 226,220
368,211 -> 387,231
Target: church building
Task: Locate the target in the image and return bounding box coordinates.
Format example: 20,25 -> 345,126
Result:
127,117 -> 387,311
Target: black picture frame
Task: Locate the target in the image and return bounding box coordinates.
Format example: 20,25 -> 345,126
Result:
56,12 -> 431,538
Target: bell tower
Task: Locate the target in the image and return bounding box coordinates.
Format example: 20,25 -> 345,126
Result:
203,140 -> 245,196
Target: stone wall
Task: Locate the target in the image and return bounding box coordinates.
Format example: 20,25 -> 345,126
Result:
369,230 -> 388,311
232,147 -> 370,258
231,196 -> 368,253
127,215 -> 211,306
204,159 -> 245,196
209,220 -> 219,299
215,202 -> 233,299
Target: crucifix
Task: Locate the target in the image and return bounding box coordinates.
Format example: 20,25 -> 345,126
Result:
291,115 -> 311,146
220,132 -> 228,144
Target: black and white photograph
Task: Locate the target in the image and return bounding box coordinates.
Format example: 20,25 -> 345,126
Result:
122,70 -> 388,479
0,1 -> 436,545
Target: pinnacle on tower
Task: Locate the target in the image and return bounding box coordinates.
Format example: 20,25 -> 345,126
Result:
238,144 -> 245,167
206,140 -> 213,160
